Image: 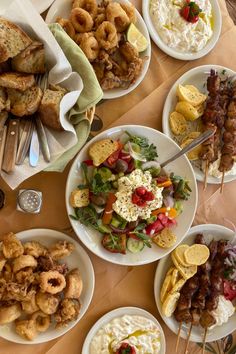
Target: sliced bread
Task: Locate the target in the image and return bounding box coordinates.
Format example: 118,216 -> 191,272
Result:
0,87 -> 10,112
0,72 -> 35,91
0,17 -> 32,63
38,88 -> 66,131
11,41 -> 46,74
7,85 -> 43,116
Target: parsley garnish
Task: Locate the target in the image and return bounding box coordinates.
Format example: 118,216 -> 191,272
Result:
125,131 -> 158,161
91,173 -> 112,194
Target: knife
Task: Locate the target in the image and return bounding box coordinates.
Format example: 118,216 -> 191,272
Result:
29,125 -> 40,167
16,120 -> 33,165
35,116 -> 50,163
0,126 -> 7,170
2,118 -> 19,173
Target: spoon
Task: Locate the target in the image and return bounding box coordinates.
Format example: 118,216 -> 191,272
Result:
160,129 -> 215,168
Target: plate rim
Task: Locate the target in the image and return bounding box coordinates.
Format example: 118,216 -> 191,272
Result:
0,228 -> 95,345
45,0 -> 151,100
65,124 -> 198,266
154,223 -> 236,343
81,306 -> 166,354
162,64 -> 236,184
142,0 -> 222,61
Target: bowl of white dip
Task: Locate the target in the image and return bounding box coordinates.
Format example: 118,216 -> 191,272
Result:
82,307 -> 166,354
142,0 -> 222,60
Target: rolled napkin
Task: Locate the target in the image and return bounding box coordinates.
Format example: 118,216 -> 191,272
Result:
45,23 -> 103,172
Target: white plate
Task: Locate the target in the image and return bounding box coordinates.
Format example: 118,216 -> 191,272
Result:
142,0 -> 221,61
65,125 -> 198,266
46,0 -> 151,100
154,224 -> 236,343
162,64 -> 236,184
31,0 -> 55,14
0,229 -> 95,344
82,306 -> 166,354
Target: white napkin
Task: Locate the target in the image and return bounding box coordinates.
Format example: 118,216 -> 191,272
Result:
0,0 -> 83,189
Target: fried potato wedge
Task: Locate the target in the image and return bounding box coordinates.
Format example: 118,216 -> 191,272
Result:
160,274 -> 172,303
181,138 -> 202,161
169,111 -> 187,135
175,101 -> 200,121
177,84 -> 207,107
170,278 -> 186,294
171,268 -> 179,287
162,292 -> 180,317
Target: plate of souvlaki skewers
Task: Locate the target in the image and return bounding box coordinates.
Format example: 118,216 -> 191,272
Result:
162,65 -> 236,192
154,224 -> 236,354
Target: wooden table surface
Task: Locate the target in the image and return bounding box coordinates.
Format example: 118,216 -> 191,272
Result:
226,0 -> 236,23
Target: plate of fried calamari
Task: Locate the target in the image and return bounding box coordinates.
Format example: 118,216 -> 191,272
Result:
0,229 -> 95,344
46,0 -> 151,99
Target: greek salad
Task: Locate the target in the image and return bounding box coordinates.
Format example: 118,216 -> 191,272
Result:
70,131 -> 192,255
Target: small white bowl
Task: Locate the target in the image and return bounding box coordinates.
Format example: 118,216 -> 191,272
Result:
142,0 -> 222,61
82,307 -> 166,354
46,0 -> 151,99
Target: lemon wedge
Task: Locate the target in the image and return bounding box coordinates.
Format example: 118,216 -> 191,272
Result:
177,84 -> 207,107
127,23 -> 148,52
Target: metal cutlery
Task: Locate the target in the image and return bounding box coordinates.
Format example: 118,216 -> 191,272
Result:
2,118 -> 20,173
16,119 -> 34,165
35,116 -> 50,162
0,126 -> 7,170
160,129 -> 215,168
29,126 -> 40,167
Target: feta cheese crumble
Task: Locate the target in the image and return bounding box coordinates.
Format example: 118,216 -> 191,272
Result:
112,169 -> 163,222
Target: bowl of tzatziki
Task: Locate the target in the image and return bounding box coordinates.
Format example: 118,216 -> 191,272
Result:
142,0 -> 222,60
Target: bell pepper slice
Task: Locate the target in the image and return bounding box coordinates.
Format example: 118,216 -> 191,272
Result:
152,207 -> 177,219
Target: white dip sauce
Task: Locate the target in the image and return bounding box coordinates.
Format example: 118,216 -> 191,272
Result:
149,0 -> 213,52
210,295 -> 235,329
112,169 -> 163,222
89,315 -> 161,354
202,158 -> 236,178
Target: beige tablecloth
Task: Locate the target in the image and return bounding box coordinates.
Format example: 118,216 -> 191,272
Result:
0,0 -> 236,353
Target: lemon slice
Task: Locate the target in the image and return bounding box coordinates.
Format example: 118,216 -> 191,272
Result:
177,84 -> 207,107
127,23 -> 148,52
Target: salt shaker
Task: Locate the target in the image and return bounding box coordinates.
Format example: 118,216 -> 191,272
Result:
17,189 -> 42,214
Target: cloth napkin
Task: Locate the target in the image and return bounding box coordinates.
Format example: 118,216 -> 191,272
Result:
45,23 -> 103,172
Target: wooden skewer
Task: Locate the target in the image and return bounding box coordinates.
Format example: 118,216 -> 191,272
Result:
203,160 -> 209,190
220,170 -> 225,193
202,328 -> 208,354
175,322 -> 182,353
184,322 -> 193,354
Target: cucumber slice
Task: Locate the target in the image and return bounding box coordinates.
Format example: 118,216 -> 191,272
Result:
97,219 -> 112,233
97,167 -> 112,182
127,238 -> 144,253
110,216 -> 121,228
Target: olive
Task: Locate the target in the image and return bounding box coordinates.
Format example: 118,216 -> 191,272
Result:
115,159 -> 128,173
90,193 -> 106,206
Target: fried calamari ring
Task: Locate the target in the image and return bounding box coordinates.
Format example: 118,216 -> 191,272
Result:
36,291 -> 60,314
94,12 -> 106,29
74,32 -> 87,46
31,311 -> 51,332
39,271 -> 66,294
120,3 -> 136,24
106,3 -> 130,32
15,319 -> 38,341
64,269 -> 83,299
0,252 -> 7,272
72,0 -> 97,19
70,8 -> 93,33
24,241 -> 47,258
22,292 -> 39,314
80,34 -> 99,61
15,267 -> 34,284
95,21 -> 118,50
13,255 -> 37,273
56,17 -> 76,39
49,240 -> 75,260
54,299 -> 81,328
